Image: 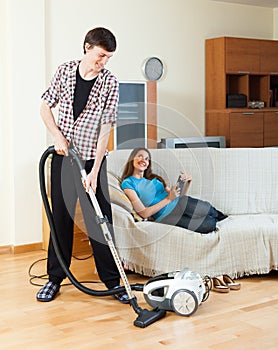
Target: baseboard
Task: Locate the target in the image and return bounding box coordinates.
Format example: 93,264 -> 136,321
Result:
0,242 -> 43,254
0,246 -> 13,254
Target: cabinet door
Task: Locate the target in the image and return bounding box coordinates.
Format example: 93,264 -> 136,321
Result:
230,112 -> 264,147
225,37 -> 260,73
260,41 -> 278,73
264,111 -> 278,147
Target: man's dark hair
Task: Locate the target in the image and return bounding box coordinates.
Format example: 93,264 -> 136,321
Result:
83,27 -> 116,54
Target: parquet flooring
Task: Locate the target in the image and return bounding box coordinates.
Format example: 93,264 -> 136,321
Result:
0,250 -> 277,349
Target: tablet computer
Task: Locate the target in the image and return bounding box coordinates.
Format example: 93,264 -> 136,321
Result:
176,175 -> 185,195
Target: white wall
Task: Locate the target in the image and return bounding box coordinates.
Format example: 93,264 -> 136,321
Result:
274,8 -> 278,38
0,0 -> 12,246
0,0 -> 276,246
0,0 -> 46,246
45,0 -> 274,141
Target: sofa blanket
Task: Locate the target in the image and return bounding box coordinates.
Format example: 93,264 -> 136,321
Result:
106,147 -> 278,278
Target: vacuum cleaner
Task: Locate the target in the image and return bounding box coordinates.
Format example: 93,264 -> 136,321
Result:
39,146 -> 211,328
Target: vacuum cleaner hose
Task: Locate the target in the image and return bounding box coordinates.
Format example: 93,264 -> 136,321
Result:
39,146 -> 144,297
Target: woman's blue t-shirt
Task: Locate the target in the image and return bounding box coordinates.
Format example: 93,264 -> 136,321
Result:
121,176 -> 178,221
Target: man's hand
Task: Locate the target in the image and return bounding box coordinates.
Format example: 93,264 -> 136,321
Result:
83,170 -> 98,193
54,134 -> 69,156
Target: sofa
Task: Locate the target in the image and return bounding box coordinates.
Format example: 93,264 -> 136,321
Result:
106,147 -> 278,279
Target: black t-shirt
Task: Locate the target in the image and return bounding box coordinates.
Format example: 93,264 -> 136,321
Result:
73,66 -> 97,121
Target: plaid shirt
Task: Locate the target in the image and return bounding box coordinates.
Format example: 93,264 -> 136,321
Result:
42,60 -> 119,160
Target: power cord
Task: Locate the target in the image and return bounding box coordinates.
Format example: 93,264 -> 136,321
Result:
28,254 -> 102,287
28,257 -> 48,286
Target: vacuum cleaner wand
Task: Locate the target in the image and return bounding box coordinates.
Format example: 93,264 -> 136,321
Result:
39,146 -> 166,327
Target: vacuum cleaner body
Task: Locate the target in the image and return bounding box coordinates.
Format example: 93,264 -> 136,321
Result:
143,268 -> 206,316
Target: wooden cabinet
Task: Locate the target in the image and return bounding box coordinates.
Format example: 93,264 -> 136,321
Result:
264,111 -> 278,146
206,110 -> 278,148
42,199 -> 91,256
225,37 -> 261,73
260,40 -> 278,73
229,112 -> 263,148
206,36 -> 278,147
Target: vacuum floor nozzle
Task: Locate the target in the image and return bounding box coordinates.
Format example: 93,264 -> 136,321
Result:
134,308 -> 166,328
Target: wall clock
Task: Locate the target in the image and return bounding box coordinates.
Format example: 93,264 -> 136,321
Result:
142,57 -> 164,81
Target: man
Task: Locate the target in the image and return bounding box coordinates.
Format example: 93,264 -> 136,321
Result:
37,27 -> 128,304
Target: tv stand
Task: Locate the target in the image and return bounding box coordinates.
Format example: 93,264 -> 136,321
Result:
157,136 -> 226,149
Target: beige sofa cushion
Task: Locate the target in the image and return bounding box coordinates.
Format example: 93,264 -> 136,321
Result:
108,171 -> 133,212
108,171 -> 144,222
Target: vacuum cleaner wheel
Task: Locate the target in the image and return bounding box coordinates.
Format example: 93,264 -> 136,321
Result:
170,289 -> 198,316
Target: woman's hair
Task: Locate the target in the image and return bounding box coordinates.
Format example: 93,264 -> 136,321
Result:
121,148 -> 167,188
83,27 -> 116,54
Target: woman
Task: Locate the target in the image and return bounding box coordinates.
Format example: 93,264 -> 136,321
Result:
121,148 -> 227,234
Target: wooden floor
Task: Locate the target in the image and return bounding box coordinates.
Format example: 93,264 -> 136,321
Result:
0,250 -> 277,350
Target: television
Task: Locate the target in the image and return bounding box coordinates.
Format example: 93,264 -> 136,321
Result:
157,136 -> 226,149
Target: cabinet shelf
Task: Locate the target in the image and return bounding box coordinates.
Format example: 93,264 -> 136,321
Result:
270,75 -> 278,107
225,74 -> 270,108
